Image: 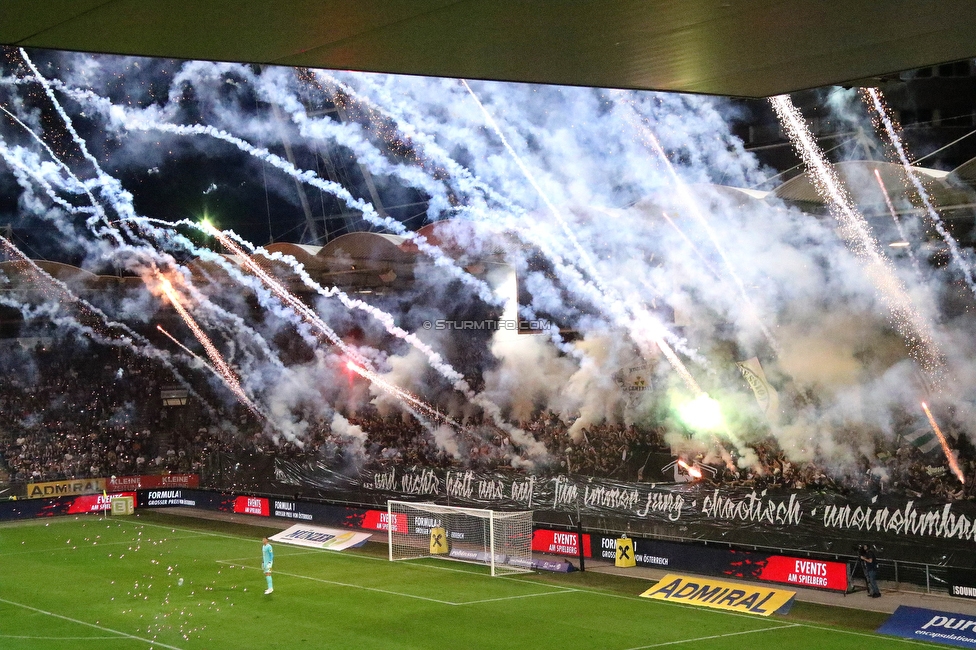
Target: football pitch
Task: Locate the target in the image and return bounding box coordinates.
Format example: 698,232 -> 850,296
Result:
0,511 -> 924,649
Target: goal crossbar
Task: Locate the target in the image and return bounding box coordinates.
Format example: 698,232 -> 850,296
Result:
387,500 -> 533,576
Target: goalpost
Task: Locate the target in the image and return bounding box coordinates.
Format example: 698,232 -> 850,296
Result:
387,501 -> 533,576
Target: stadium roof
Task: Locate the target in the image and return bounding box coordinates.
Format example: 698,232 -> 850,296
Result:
773,160 -> 976,216
2,1 -> 976,98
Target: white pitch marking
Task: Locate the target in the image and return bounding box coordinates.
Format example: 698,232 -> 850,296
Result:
623,623 -> 801,649
458,589 -> 580,605
0,634 -> 129,641
216,561 -> 460,605
0,597 -> 185,650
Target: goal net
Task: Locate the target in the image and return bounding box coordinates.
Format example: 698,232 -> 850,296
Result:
387,501 -> 533,576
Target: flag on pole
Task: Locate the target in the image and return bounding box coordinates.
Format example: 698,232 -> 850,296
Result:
736,357 -> 780,423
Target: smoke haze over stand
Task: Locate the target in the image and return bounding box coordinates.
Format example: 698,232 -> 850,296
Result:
0,47 -> 974,484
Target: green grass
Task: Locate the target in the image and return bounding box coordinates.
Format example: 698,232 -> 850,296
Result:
0,512 -> 924,649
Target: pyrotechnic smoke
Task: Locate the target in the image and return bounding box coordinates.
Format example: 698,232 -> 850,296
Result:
863,88 -> 976,296
3,50 -> 976,479
770,95 -> 944,382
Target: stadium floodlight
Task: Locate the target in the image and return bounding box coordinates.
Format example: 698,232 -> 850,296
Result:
387,501 -> 533,576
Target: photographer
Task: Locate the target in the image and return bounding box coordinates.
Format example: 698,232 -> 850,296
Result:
858,544 -> 881,598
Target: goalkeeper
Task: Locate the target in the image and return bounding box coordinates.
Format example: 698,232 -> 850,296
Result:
262,537 -> 274,594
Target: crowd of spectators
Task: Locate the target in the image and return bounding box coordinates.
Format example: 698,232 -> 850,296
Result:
1,339 -> 974,502
0,341 -> 215,485
692,435 -> 975,501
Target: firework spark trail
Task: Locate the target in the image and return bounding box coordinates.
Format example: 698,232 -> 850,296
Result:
57,77 -> 701,386
130,215 -> 505,444
110,115 -> 500,305
619,98 -> 781,355
157,324 -> 215,369
17,50 -> 143,243
921,402 -> 965,484
316,72 -> 520,213
344,360 -> 455,426
0,107 -> 117,240
0,139 -> 99,224
660,212 -> 724,280
156,274 -> 261,416
0,238 -> 214,412
2,235 -> 162,354
205,224 -> 548,458
48,77 -> 483,288
307,73 -> 594,362
215,226 -> 465,380
873,168 -> 922,275
47,71 -> 682,448
770,95 -> 943,380
200,222 -> 373,369
864,88 -> 976,296
462,80 -> 706,393
461,80 -> 605,285
310,77 -> 706,371
41,72 -> 489,296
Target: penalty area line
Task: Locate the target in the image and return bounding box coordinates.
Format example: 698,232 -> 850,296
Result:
215,560 -> 460,605
623,623 -> 801,650
457,589 -> 580,605
0,597 -> 184,650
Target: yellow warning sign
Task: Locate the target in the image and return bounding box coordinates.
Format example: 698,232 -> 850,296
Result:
615,537 -> 636,568
429,527 -> 448,554
640,573 -> 795,616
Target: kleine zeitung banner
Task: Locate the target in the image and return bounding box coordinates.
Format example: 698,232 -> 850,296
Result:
270,524 -> 371,551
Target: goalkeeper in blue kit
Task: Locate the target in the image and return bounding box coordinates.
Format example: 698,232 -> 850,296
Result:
262,537 -> 274,594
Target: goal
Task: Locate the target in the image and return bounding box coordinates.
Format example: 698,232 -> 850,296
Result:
387,501 -> 533,576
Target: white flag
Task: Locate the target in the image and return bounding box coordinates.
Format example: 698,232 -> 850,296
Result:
736,357 -> 780,423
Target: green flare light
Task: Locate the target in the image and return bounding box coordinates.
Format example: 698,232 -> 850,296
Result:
677,393 -> 724,432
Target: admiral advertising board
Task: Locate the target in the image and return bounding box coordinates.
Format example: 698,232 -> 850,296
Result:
640,573 -> 796,616
878,606 -> 976,648
27,478 -> 106,499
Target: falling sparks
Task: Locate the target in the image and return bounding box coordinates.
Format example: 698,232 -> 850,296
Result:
463,79 -> 705,396
921,402 -> 965,484
155,273 -> 261,416
862,88 -> 976,297
618,96 -> 781,356
200,221 -> 373,369
872,168 -> 921,276
157,324 -> 215,371
770,94 -> 944,383
344,359 -> 457,427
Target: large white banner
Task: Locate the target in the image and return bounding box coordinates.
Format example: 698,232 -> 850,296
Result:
270,524 -> 371,551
